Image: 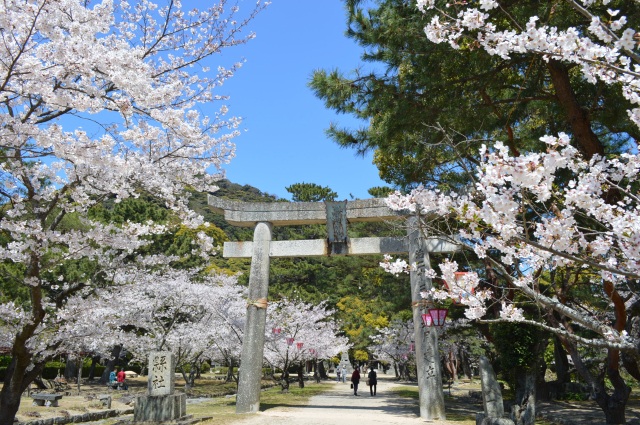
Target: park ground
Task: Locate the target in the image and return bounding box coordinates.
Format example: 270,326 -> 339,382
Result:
9,373 -> 640,425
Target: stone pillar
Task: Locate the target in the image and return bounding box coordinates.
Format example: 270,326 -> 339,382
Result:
338,352 -> 352,377
134,351 -> 187,423
479,356 -> 506,418
408,217 -> 446,420
148,351 -> 175,396
236,221 -> 273,414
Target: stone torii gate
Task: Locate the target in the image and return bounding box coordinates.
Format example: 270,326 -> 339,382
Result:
208,196 -> 459,421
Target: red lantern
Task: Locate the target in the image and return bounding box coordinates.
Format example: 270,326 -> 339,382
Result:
442,272 -> 474,304
286,337 -> 294,346
454,271 -> 468,280
409,343 -> 415,352
296,342 -> 304,350
272,327 -> 281,335
421,313 -> 433,327
429,308 -> 448,327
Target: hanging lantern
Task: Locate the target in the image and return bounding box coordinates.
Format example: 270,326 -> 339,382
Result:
453,271 -> 473,304
409,342 -> 415,352
272,327 -> 282,335
286,337 -> 294,346
421,313 -> 433,327
429,308 -> 448,327
454,271 -> 469,281
296,342 -> 304,350
309,348 -> 316,356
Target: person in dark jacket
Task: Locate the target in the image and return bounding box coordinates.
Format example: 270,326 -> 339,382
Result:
368,368 -> 378,396
351,367 -> 361,396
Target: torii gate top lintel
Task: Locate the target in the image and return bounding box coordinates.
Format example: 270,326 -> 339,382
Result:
207,194 -> 404,227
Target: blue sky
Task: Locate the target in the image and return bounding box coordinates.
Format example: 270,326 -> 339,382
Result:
217,0 -> 388,201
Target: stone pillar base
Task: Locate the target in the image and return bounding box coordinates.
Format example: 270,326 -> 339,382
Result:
134,392 -> 187,423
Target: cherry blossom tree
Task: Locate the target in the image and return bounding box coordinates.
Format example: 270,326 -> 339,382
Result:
383,134 -> 640,422
369,319 -> 415,380
16,269 -> 247,388
0,0 -> 268,421
379,2 -> 640,422
103,270 -> 246,389
264,299 -> 349,391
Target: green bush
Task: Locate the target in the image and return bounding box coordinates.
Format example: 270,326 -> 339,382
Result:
217,366 -> 237,374
179,362 -> 212,374
82,364 -> 105,377
127,363 -> 143,374
0,360 -> 107,380
0,356 -> 11,367
42,365 -> 63,379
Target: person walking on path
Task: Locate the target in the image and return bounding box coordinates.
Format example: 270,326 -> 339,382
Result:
341,365 -> 346,383
336,366 -> 341,382
351,367 -> 361,396
368,368 -> 377,396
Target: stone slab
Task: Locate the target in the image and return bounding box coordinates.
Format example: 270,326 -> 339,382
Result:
148,351 -> 175,396
134,392 -> 187,423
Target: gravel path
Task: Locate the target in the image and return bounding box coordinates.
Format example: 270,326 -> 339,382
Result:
233,376 -> 451,425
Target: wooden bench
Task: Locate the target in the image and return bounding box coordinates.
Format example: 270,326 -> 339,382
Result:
32,393 -> 63,407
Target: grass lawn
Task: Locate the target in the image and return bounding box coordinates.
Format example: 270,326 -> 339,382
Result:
11,376 -> 331,425
192,382 -> 334,425
388,384 -> 558,425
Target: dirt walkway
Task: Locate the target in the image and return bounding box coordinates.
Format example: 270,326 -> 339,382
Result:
231,376 -> 464,425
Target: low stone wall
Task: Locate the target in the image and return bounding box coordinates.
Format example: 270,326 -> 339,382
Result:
20,408 -> 134,425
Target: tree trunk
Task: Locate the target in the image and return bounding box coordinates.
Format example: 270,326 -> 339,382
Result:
280,369 -> 290,392
460,349 -> 473,380
592,349 -> 630,425
445,350 -> 458,382
512,368 -> 537,425
76,357 -> 83,395
99,345 -> 122,385
298,361 -> 305,388
64,357 -> 77,380
319,360 -> 328,379
0,352 -> 45,425
188,362 -> 197,389
225,357 -> 235,383
593,380 -> 629,425
546,59 -> 605,160
553,336 -> 570,385
0,290 -> 47,425
561,332 -> 630,424
512,337 -> 547,425
87,356 -> 100,381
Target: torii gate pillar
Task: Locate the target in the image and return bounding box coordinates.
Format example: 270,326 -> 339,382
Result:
408,217 -> 446,420
236,221 -> 272,413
